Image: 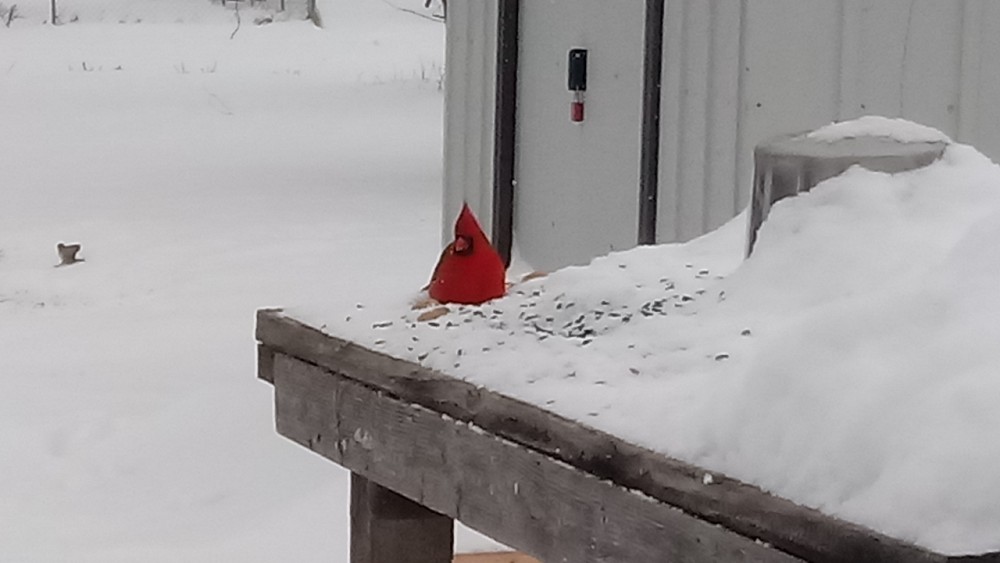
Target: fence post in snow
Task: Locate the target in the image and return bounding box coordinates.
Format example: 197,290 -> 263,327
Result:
306,0 -> 320,26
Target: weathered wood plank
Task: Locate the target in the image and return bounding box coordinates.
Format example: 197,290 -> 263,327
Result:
454,552 -> 539,563
350,473 -> 454,563
256,309 -> 970,562
257,344 -> 274,384
951,554 -> 1000,563
272,353 -> 802,563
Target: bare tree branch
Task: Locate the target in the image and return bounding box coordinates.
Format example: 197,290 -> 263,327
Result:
3,4 -> 18,27
229,1 -> 241,39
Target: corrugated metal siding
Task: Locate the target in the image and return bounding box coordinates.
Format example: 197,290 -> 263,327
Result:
445,0 -> 1000,265
956,0 -> 1000,160
657,0 -> 744,243
657,0 -> 992,244
443,1 -> 498,243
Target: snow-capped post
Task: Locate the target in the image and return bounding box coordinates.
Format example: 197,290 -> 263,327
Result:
306,0 -> 320,26
747,118 -> 949,256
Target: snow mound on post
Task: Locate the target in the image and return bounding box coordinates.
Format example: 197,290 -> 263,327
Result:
706,142 -> 1000,554
808,115 -> 952,144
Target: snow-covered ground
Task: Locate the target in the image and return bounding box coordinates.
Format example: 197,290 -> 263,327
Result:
6,0 -> 1000,558
0,1 -> 501,560
316,119 -> 1000,556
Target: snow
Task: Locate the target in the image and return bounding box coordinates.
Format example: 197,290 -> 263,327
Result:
0,1 -> 502,560
311,124 -> 1000,555
5,0 -> 999,556
808,115 -> 952,144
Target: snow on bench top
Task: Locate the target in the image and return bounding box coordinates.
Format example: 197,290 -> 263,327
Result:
292,125 -> 1000,555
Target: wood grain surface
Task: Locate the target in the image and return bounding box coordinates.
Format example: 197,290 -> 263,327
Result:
258,308 -> 997,562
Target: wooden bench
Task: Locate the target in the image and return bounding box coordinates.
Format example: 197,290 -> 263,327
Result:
454,552 -> 539,563
256,309 -> 998,562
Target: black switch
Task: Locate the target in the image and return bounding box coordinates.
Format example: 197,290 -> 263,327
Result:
568,48 -> 587,91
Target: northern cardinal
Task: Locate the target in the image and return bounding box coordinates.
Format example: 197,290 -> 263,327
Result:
428,203 -> 506,305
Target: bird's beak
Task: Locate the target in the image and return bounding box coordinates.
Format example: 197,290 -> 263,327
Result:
453,235 -> 472,255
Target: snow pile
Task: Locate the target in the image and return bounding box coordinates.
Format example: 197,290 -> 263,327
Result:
705,144 -> 1000,554
0,5 -> 502,562
309,129 -> 1000,555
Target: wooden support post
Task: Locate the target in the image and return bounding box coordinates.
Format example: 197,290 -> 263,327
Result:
350,473 -> 454,563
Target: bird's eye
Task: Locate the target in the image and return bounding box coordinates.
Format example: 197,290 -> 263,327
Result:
454,235 -> 473,255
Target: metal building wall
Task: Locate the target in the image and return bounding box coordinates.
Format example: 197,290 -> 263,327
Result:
514,2 -> 646,271
657,0 -> 1000,243
444,0 -> 1000,268
442,1 -> 499,243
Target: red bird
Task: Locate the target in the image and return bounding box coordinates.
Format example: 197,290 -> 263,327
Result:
428,203 -> 507,305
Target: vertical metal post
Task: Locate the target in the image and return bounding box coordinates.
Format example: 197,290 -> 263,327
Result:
492,0 -> 519,267
638,0 -> 665,244
49,0 -> 58,24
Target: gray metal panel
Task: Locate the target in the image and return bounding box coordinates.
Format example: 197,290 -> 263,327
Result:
655,0 -> 983,247
837,0 -> 963,128
513,1 -> 645,271
960,0 -> 1000,160
443,1 -> 498,243
656,0 -> 744,243
444,0 -> 1000,266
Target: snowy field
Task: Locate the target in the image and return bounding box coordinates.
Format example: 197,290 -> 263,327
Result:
0,1 -> 501,560
6,0 -> 1000,559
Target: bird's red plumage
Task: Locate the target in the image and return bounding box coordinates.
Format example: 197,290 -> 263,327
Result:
428,204 -> 506,305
